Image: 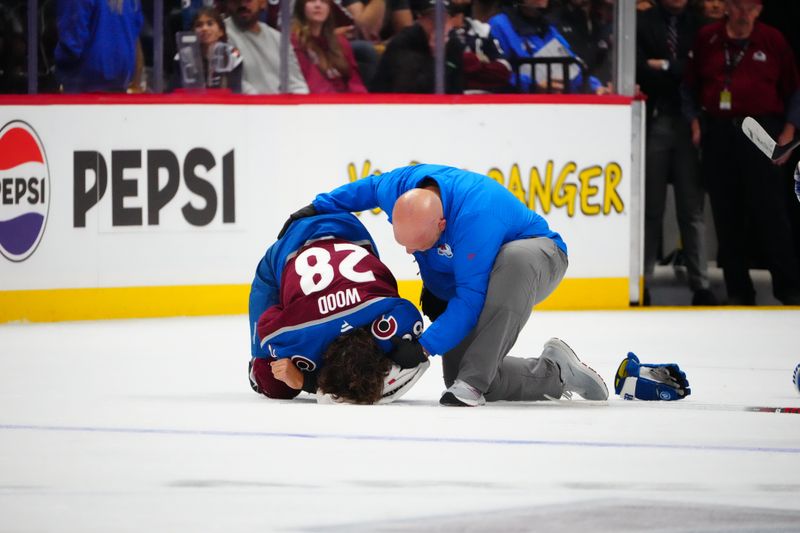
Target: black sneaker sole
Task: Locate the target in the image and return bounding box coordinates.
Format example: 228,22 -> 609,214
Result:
439,392 -> 473,406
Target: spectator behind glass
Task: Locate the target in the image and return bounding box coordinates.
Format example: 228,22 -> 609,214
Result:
450,0 -> 512,93
682,0 -> 800,304
189,7 -> 244,91
488,0 -> 605,93
224,0 -> 309,93
637,0 -> 716,306
54,0 -> 143,93
291,0 -> 367,92
701,0 -> 725,22
552,0 -> 612,85
341,0 -> 412,43
0,2 -> 26,93
369,0 -> 465,93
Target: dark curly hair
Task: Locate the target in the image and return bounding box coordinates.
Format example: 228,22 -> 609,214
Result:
318,326 -> 392,404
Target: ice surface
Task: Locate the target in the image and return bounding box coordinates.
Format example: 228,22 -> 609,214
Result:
1,310 -> 799,532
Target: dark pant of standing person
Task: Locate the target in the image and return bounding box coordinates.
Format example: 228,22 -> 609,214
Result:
645,114 -> 712,302
701,115 -> 800,305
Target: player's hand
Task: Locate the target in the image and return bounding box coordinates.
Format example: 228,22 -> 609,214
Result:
270,359 -> 303,389
774,126 -> 797,166
389,337 -> 428,368
614,352 -> 690,401
277,204 -> 317,239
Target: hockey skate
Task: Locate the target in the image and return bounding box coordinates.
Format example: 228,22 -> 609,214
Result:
542,338 -> 608,401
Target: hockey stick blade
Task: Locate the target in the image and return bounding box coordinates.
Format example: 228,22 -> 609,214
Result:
744,406 -> 800,414
741,116 -> 800,161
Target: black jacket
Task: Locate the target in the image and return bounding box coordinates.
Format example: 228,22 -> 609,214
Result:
636,3 -> 702,118
370,24 -> 464,93
553,3 -> 612,83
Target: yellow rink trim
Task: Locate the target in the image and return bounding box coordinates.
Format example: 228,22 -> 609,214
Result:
398,278 -> 630,310
0,285 -> 251,323
0,277 -> 629,323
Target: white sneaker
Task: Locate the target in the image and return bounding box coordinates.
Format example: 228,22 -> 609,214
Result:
542,338 -> 609,401
440,379 -> 486,406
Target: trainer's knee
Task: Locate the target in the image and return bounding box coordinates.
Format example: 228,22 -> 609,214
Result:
250,358 -> 301,400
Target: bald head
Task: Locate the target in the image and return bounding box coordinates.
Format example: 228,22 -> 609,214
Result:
392,188 -> 446,254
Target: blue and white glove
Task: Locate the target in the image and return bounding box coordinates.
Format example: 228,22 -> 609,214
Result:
614,352 -> 690,401
794,161 -> 800,203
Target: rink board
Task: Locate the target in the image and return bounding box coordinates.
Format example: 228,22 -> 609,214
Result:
0,94 -> 634,321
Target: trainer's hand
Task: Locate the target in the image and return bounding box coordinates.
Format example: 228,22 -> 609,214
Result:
277,204 -> 317,239
389,337 -> 428,368
270,359 -> 303,389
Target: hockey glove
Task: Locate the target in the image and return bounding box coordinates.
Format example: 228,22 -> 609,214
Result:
420,286 -> 448,321
277,203 -> 317,239
389,337 -> 428,368
614,352 -> 690,401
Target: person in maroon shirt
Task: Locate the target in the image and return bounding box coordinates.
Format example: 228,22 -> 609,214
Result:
291,0 -> 368,92
682,0 -> 800,305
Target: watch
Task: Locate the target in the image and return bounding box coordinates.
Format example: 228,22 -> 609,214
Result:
662,60 -> 670,71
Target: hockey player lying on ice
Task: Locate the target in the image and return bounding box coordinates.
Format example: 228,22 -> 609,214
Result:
248,212 -> 429,404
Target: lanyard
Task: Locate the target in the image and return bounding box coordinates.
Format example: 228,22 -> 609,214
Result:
723,39 -> 749,87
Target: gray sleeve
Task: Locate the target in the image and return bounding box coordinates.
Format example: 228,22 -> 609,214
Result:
287,47 -> 310,94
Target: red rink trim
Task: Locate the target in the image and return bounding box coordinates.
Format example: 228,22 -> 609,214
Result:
0,92 -> 634,106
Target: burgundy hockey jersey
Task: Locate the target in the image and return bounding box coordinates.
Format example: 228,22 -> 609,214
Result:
257,237 -> 423,371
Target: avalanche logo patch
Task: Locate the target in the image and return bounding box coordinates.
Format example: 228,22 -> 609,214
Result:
291,354 -> 316,371
371,315 -> 398,341
437,243 -> 453,258
0,121 -> 50,262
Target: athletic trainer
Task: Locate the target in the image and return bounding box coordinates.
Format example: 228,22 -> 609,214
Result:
279,164 -> 609,406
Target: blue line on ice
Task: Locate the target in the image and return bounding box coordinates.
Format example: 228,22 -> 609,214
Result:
2,423 -> 798,454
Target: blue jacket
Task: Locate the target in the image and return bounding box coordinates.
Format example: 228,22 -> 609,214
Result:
55,0 -> 143,92
489,10 -> 601,93
313,164 -> 566,356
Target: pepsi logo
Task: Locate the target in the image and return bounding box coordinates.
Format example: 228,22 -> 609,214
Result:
0,121 -> 50,262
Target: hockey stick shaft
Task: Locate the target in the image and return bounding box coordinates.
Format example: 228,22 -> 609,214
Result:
744,406 -> 800,414
545,397 -> 800,414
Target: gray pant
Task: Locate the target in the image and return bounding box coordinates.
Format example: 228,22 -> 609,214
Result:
644,114 -> 710,291
441,237 -> 568,401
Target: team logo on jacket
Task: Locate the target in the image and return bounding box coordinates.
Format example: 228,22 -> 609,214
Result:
0,121 -> 50,262
291,354 -> 316,371
437,243 -> 453,258
753,50 -> 766,62
371,315 -> 399,340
